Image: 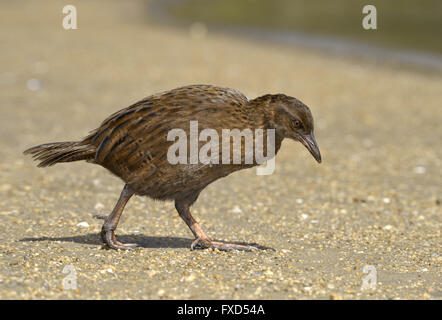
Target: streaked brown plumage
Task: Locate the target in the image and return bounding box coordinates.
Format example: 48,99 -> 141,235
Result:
24,84 -> 321,251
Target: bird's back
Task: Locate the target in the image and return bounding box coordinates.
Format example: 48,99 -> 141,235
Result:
82,85 -> 275,199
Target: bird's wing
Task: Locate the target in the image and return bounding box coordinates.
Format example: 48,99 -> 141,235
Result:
82,85 -> 251,180
81,97 -> 166,180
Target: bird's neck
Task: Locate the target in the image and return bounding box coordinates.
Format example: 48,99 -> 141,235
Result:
248,94 -> 279,130
247,95 -> 285,155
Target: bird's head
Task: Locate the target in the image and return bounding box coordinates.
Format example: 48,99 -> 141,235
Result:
260,94 -> 322,163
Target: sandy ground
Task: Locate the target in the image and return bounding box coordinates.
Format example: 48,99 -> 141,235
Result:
0,0 -> 440,299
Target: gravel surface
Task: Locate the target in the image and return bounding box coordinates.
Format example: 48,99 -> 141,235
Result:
0,0 -> 440,299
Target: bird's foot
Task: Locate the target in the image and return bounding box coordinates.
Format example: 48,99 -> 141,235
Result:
191,237 -> 213,250
191,237 -> 257,252
100,228 -> 138,250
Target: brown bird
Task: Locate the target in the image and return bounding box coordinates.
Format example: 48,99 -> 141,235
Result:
24,84 -> 321,251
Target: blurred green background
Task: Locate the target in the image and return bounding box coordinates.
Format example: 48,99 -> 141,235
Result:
168,0 -> 442,55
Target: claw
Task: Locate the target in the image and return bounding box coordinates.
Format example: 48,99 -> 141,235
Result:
100,228 -> 138,250
190,237 -> 212,250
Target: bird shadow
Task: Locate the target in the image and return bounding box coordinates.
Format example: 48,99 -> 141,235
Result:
19,233 -> 274,251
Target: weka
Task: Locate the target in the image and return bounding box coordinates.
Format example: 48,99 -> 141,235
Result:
24,84 -> 321,251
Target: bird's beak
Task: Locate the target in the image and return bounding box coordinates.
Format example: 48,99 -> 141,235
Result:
299,132 -> 322,163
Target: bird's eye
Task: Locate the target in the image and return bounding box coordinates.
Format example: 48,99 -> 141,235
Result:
293,120 -> 302,128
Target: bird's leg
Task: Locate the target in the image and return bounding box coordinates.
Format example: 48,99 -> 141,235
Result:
175,196 -> 256,252
175,200 -> 211,249
96,184 -> 137,250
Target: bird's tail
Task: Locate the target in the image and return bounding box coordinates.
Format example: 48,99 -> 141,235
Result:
23,141 -> 96,167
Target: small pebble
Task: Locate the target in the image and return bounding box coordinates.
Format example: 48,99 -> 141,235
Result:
94,202 -> 105,210
231,206 -> 242,214
26,78 -> 41,91
414,166 -> 426,174
184,273 -> 196,282
76,221 -> 89,228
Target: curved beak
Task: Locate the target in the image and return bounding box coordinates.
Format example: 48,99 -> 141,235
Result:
299,132 -> 322,163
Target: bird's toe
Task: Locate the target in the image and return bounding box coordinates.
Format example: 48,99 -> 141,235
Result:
190,237 -> 213,250
210,241 -> 258,252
